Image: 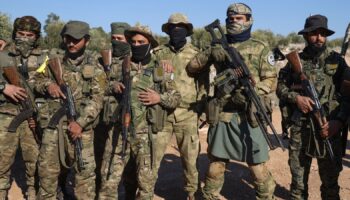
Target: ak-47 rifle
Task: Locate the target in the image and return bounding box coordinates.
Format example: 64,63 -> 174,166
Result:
341,23 -> 350,55
205,19 -> 285,151
47,57 -> 85,171
339,23 -> 350,155
286,51 -> 335,161
106,55 -> 132,180
3,66 -> 43,144
100,49 -> 112,73
340,23 -> 350,96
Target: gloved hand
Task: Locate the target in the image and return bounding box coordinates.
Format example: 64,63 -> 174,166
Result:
211,45 -> 229,63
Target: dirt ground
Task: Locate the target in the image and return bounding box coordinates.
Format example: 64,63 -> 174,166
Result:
8,108 -> 350,200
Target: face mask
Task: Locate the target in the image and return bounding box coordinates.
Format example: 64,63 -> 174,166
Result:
169,27 -> 187,51
15,37 -> 36,57
131,44 -> 151,65
112,40 -> 130,57
225,17 -> 252,35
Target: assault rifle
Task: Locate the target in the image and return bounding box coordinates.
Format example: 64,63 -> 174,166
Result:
107,55 -> 132,180
340,23 -> 350,96
100,49 -> 112,73
205,19 -> 285,151
47,57 -> 85,171
3,66 -> 43,144
341,23 -> 350,55
286,51 -> 335,161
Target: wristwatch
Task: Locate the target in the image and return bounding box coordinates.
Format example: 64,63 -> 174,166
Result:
0,81 -> 6,93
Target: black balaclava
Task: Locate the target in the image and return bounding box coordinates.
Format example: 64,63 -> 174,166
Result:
169,26 -> 187,51
131,43 -> 152,65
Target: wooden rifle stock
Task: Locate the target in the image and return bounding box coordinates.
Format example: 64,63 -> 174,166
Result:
100,49 -> 112,72
48,57 -> 64,86
3,67 -> 21,87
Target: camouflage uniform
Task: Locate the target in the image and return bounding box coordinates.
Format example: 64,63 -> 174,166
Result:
0,16 -> 44,200
152,13 -> 205,198
35,21 -> 107,200
121,25 -> 181,200
276,15 -> 344,200
187,3 -> 277,200
97,22 -> 131,200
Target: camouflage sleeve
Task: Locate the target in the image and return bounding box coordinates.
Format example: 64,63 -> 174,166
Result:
76,68 -> 107,128
33,69 -> 55,95
256,46 -> 278,95
159,76 -> 181,109
186,47 -> 212,74
276,63 -> 299,104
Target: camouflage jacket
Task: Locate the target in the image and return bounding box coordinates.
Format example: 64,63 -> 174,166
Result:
98,53 -> 127,124
276,47 -> 341,120
0,43 -> 48,115
153,43 -> 206,121
34,50 -> 107,130
128,58 -> 181,133
187,38 -> 276,111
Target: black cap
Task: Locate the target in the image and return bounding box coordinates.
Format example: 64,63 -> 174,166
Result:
298,14 -> 334,36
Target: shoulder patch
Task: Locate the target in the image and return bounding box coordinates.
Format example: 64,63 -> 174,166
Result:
267,51 -> 276,66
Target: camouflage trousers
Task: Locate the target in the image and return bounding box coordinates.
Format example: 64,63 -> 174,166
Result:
0,114 -> 39,200
154,113 -> 200,196
288,125 -> 343,200
202,154 -> 276,200
98,125 -> 130,200
123,132 -> 157,200
37,127 -> 96,200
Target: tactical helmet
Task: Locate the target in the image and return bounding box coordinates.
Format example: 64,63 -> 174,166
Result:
12,16 -> 41,39
162,13 -> 193,36
111,22 -> 131,35
226,3 -> 252,17
125,25 -> 159,48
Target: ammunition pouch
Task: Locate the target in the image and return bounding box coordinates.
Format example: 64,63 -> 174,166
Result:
82,64 -> 95,96
205,98 -> 223,126
102,96 -> 119,125
147,104 -> 167,133
35,98 -> 50,128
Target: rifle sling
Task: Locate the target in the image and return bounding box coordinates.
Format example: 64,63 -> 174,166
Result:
58,117 -> 74,169
7,109 -> 34,132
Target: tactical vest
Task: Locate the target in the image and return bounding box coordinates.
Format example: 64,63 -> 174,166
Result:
101,56 -> 124,124
129,63 -> 168,134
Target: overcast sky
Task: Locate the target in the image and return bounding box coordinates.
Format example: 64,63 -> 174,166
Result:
2,0 -> 350,39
